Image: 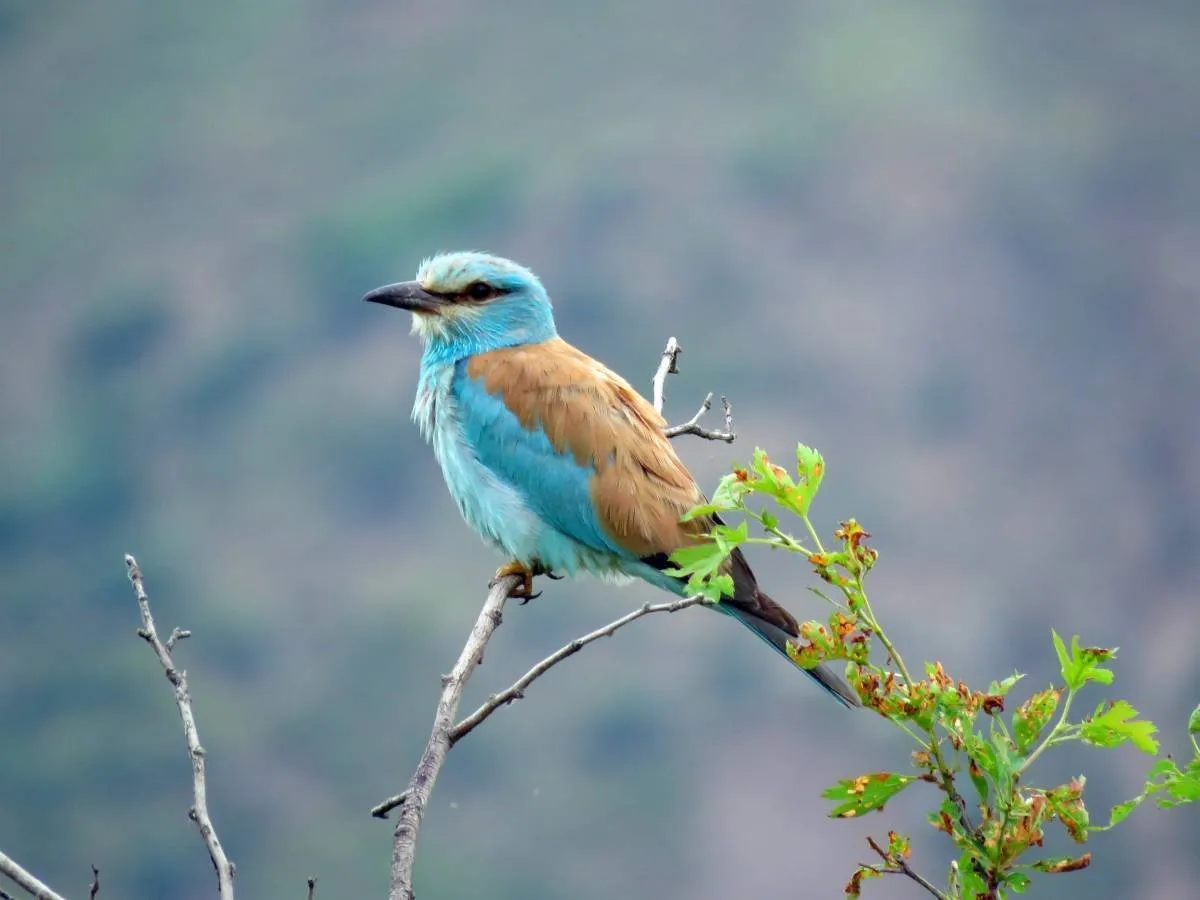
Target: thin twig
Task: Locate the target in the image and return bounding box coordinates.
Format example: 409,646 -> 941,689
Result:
388,574 -> 519,900
306,877 -> 316,900
651,336 -> 682,414
865,836 -> 949,900
449,596 -> 706,746
652,337 -> 736,441
89,865 -> 99,899
0,850 -> 67,900
125,554 -> 235,900
370,791 -> 409,820
664,393 -> 736,442
0,885 -> 15,900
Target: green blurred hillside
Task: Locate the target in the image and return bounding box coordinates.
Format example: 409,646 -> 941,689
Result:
1,2 -> 1198,898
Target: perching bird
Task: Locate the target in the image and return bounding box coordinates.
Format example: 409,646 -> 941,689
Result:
364,252 -> 858,707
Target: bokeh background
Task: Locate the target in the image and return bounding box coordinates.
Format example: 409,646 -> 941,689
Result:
2,2 -> 1199,898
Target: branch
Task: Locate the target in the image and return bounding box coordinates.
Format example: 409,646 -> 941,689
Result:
865,836 -> 948,900
448,596 -> 705,746
124,554 -> 235,900
0,851 -> 67,900
370,791 -> 409,820
89,866 -> 98,900
388,574 -> 519,900
664,393 -> 735,442
651,336 -> 681,414
651,337 -> 736,441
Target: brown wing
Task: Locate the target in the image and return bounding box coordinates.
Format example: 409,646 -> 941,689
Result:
467,337 -> 705,557
466,338 -> 820,673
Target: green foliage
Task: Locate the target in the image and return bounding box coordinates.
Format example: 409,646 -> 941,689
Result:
823,772 -> 918,818
681,445 -> 1200,899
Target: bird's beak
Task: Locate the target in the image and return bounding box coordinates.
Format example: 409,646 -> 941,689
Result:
362,281 -> 447,314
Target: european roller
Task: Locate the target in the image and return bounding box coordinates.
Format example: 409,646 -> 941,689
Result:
364,252 -> 858,707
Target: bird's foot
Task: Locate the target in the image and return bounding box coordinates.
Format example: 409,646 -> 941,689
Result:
490,560 -> 555,604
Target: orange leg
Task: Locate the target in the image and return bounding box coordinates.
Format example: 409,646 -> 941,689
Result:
490,560 -> 553,603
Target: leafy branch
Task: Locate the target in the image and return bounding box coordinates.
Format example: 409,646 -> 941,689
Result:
669,444 -> 1200,899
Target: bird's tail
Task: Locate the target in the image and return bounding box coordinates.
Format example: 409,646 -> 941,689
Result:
720,549 -> 861,708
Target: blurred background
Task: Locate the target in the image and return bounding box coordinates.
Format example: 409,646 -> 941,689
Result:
2,2 -> 1198,898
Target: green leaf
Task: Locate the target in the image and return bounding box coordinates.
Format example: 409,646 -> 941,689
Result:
679,502 -> 723,523
1080,700 -> 1160,754
965,731 -> 999,784
1106,796 -> 1144,827
1006,871 -> 1032,892
759,508 -> 778,530
967,755 -> 991,805
1013,687 -> 1061,753
988,672 -> 1025,696
711,520 -> 749,553
750,447 -> 790,490
1148,757 -> 1200,808
665,541 -> 726,577
1046,777 -> 1089,842
704,573 -> 734,602
710,471 -> 749,510
665,541 -> 734,601
1051,630 -> 1071,681
1050,631 -> 1116,690
990,732 -> 1020,791
1188,703 -> 1200,735
822,772 -> 917,818
956,850 -> 988,897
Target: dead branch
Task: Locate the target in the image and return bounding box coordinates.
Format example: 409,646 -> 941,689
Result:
387,574 -> 518,900
651,336 -> 735,439
448,596 -> 705,746
863,836 -> 948,900
0,851 -> 67,900
124,554 -> 235,900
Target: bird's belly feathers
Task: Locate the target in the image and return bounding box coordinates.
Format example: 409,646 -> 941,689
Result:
414,367 -> 624,576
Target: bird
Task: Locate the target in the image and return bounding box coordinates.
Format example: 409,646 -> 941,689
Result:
363,251 -> 859,707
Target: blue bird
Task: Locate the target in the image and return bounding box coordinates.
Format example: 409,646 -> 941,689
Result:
364,252 -> 858,707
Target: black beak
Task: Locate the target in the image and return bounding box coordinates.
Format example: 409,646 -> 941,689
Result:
362,281 -> 446,313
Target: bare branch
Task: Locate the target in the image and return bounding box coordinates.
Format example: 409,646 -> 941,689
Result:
370,791 -> 408,820
89,866 -> 99,900
0,885 -> 16,900
651,337 -> 736,441
388,574 -> 520,900
449,596 -> 705,746
0,851 -> 67,900
124,554 -> 235,900
651,336 -> 681,414
864,836 -> 949,900
306,877 -> 316,900
664,393 -> 736,443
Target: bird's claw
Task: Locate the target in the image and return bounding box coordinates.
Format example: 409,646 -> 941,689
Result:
490,560 -> 553,603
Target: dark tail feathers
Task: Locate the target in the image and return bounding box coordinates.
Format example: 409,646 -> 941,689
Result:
721,549 -> 860,708
721,594 -> 860,708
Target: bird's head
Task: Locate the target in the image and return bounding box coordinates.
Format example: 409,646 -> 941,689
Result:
363,252 -> 557,359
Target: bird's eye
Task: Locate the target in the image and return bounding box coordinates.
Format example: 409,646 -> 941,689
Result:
465,281 -> 492,301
